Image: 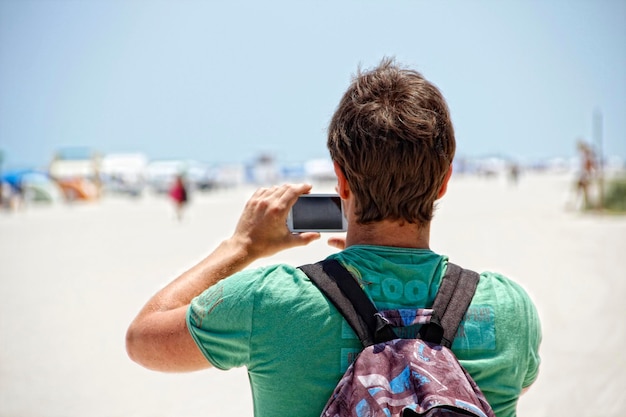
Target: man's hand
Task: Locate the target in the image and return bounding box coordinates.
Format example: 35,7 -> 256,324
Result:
231,183 -> 321,259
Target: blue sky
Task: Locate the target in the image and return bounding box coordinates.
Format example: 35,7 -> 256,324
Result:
1,0 -> 624,169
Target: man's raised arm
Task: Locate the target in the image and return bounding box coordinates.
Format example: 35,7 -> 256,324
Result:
125,183 -> 321,372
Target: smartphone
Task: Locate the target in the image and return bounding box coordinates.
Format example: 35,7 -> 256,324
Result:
287,194 -> 347,233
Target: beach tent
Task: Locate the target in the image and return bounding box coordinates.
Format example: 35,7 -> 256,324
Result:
22,172 -> 64,203
1,169 -> 64,203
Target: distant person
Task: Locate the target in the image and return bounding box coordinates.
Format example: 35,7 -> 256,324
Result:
0,181 -> 10,210
574,140 -> 597,210
508,162 -> 520,186
169,174 -> 188,220
126,59 -> 541,417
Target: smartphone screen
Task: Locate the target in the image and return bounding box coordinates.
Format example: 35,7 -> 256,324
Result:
288,194 -> 346,232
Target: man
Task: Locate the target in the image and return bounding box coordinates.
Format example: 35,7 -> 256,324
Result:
574,139 -> 597,210
126,59 -> 541,417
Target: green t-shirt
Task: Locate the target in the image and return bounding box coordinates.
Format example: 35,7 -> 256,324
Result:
187,245 -> 541,417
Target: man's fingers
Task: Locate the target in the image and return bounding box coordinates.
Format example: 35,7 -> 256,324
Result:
327,236 -> 346,250
278,183 -> 313,206
291,232 -> 321,246
252,184 -> 312,211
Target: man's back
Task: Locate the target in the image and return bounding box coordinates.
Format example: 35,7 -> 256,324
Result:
187,245 -> 541,417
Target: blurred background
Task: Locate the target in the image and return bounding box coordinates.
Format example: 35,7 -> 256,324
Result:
1,0 -> 625,207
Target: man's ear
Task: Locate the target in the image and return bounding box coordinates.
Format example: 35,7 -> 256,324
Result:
437,164 -> 453,199
333,161 -> 350,199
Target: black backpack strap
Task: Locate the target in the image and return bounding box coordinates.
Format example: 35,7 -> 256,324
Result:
418,263 -> 480,348
299,259 -> 396,347
300,259 -> 479,349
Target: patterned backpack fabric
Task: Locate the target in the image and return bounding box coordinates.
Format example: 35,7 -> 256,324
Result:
299,260 -> 496,417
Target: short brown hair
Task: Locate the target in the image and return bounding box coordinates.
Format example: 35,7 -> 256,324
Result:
327,58 -> 455,226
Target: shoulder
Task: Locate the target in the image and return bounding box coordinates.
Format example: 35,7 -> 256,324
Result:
475,271 -> 538,313
470,270 -> 542,351
224,263 -> 308,290
192,263 -> 312,309
189,263 -> 312,330
215,263 -> 304,286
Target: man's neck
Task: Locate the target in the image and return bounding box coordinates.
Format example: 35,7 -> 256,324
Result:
345,219 -> 431,249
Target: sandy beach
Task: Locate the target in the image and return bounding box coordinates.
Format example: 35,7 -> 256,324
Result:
1,172 -> 625,416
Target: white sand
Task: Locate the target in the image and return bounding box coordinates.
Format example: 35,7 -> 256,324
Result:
1,172 -> 625,416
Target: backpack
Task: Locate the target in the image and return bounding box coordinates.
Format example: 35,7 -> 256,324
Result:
299,259 -> 496,417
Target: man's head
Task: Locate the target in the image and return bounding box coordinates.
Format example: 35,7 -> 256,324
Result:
327,58 -> 455,227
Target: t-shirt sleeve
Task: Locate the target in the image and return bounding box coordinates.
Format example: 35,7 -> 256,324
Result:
186,271 -> 256,370
522,291 -> 542,388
